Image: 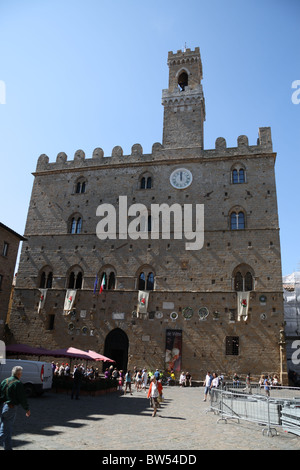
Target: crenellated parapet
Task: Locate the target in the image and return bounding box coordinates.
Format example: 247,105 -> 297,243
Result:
35,127 -> 274,173
35,142 -> 163,172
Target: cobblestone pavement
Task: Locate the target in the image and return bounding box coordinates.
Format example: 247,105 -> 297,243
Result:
3,386 -> 300,451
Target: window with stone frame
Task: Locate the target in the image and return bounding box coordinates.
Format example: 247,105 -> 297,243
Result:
74,177 -> 87,194
39,267 -> 53,289
230,210 -> 245,230
69,214 -> 83,234
137,267 -> 155,291
231,164 -> 246,184
233,264 -> 254,292
98,267 -> 116,291
67,268 -> 83,289
139,172 -> 153,190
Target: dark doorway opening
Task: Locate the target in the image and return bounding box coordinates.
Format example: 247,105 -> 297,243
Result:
104,328 -> 129,372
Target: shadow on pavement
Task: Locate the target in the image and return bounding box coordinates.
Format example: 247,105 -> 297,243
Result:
11,391 -> 171,448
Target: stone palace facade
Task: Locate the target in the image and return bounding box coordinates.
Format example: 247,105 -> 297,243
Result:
7,47 -> 287,382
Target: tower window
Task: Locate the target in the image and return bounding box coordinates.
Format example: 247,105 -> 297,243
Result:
178,71 -> 188,91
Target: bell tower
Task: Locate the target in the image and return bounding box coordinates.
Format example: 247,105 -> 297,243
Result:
162,47 -> 206,149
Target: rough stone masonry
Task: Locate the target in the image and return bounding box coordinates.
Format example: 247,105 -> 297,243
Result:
7,47 -> 288,383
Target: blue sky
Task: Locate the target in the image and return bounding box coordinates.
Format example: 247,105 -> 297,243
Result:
0,0 -> 299,276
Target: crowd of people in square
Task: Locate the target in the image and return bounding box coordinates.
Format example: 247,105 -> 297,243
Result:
51,360 -> 285,402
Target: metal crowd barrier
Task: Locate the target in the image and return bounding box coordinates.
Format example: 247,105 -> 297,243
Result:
208,382 -> 300,437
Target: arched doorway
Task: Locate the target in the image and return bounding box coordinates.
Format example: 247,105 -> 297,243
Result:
104,328 -> 129,372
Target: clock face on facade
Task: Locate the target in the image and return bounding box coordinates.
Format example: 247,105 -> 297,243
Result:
170,168 -> 193,189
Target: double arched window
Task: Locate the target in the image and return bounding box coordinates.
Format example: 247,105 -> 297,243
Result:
39,266 -> 53,288
74,177 -> 87,194
137,267 -> 155,291
230,211 -> 245,230
231,164 -> 246,184
67,267 -> 83,289
140,172 -> 153,190
69,214 -> 82,234
98,266 -> 116,291
233,265 -> 254,292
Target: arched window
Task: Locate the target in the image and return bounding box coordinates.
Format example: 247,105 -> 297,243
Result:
231,165 -> 246,184
245,272 -> 253,291
68,268 -> 83,289
76,217 -> 82,234
98,267 -> 116,291
69,215 -> 83,234
233,265 -> 254,292
68,272 -> 75,289
39,267 -> 53,289
146,177 -> 152,189
108,272 -> 116,290
75,272 -> 83,289
46,272 -> 53,289
230,210 -> 245,230
137,267 -> 155,291
239,169 -> 245,183
140,173 -> 153,190
75,177 -> 87,194
146,272 -> 154,291
234,272 -> 243,291
138,272 -> 146,290
178,71 -> 188,91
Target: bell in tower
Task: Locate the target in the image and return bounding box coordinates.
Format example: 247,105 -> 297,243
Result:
162,47 -> 206,149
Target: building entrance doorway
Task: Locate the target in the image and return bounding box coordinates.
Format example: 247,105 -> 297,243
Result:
104,328 -> 129,372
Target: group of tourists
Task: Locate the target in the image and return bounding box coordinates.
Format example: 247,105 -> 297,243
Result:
52,362 -> 100,380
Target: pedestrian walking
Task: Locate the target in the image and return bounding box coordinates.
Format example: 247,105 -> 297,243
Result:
203,371 -> 213,401
210,372 -> 219,389
142,369 -> 148,392
244,372 -> 252,394
264,375 -> 270,397
0,366 -> 31,450
147,376 -> 163,417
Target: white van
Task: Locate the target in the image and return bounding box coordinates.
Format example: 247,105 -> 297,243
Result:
0,359 -> 53,397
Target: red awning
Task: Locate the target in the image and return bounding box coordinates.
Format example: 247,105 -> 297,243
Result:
6,344 -> 115,362
87,350 -> 115,362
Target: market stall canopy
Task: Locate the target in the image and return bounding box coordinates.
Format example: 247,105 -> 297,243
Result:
48,347 -> 92,360
6,344 -> 115,362
6,344 -> 51,356
87,350 -> 115,362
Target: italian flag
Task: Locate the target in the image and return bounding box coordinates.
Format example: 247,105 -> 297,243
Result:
99,274 -> 105,294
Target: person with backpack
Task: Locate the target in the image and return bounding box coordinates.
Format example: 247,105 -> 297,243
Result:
0,366 -> 30,450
